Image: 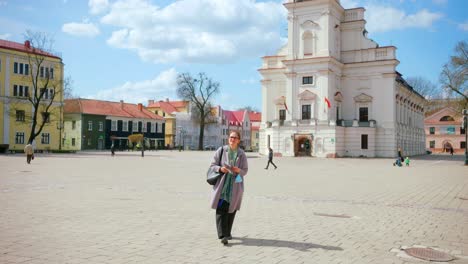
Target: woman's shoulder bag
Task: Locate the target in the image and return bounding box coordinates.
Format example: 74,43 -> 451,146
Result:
206,147 -> 224,185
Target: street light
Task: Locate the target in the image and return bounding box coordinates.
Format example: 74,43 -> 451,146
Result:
178,126 -> 182,151
463,109 -> 467,166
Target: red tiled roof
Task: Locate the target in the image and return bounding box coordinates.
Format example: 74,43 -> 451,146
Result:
249,112 -> 261,122
64,98 -> 164,120
147,100 -> 188,109
223,110 -> 243,126
168,101 -> 188,108
232,111 -> 245,123
122,103 -> 164,120
158,101 -> 179,114
0,39 -> 61,59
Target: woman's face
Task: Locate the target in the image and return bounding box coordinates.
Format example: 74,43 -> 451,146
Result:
228,132 -> 240,149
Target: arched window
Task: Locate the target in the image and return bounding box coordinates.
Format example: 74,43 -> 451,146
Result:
440,116 -> 455,121
303,31 -> 313,55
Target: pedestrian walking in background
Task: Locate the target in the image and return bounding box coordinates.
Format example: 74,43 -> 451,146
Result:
209,130 -> 249,245
24,143 -> 34,164
398,147 -> 404,162
265,147 -> 277,170
110,143 -> 115,156
393,158 -> 402,167
450,147 -> 454,155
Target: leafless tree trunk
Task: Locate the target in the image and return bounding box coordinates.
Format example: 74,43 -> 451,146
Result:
176,72 -> 219,150
18,31 -> 64,145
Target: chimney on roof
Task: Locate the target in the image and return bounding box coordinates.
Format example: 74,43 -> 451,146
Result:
138,103 -> 143,111
148,99 -> 154,105
120,100 -> 124,109
24,40 -> 31,49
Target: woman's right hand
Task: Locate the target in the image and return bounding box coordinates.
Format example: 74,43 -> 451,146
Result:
220,167 -> 229,173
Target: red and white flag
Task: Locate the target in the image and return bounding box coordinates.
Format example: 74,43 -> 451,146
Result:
324,97 -> 331,109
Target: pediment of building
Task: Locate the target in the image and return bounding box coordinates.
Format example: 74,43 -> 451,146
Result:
301,20 -> 319,29
274,96 -> 286,105
354,93 -> 372,103
334,91 -> 343,102
298,90 -> 317,100
425,106 -> 462,122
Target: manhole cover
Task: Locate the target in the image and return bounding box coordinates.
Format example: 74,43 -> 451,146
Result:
404,248 -> 454,262
313,212 -> 351,218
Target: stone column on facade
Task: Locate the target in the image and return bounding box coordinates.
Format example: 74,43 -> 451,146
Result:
260,79 -> 271,129
284,72 -> 296,122
318,69 -> 333,122
287,14 -> 298,60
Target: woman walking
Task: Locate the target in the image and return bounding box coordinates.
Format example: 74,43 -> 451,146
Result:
209,131 -> 249,245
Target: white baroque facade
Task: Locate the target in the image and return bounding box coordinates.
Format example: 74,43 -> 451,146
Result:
259,0 -> 426,157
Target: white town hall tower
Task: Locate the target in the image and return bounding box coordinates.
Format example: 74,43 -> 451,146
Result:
259,0 -> 426,158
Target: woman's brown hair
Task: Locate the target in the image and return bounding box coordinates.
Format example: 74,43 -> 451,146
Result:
229,130 -> 241,140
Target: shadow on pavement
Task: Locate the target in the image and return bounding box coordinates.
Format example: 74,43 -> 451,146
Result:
228,237 -> 343,251
410,154 -> 465,161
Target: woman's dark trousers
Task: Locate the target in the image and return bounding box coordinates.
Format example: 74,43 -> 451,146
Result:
216,201 -> 236,239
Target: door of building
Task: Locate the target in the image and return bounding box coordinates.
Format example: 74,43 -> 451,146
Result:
98,138 -> 104,150
294,134 -> 313,157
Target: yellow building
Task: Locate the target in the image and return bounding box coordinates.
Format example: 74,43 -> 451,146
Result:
0,39 -> 64,152
146,99 -> 189,148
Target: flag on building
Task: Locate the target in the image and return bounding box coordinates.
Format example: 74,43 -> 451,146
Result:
324,97 -> 331,109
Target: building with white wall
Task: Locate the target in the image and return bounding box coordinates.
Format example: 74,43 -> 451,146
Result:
259,0 -> 426,157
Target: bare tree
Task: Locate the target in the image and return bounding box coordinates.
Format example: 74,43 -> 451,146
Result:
9,31 -> 64,145
440,40 -> 468,110
63,76 -> 75,99
176,72 -> 220,150
406,76 -> 441,100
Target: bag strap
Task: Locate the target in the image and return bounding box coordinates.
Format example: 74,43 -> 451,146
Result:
218,147 -> 224,166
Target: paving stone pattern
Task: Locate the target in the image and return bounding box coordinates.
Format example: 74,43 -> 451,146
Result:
0,151 -> 467,264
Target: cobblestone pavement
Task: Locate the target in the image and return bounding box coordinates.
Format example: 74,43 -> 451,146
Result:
0,151 -> 467,264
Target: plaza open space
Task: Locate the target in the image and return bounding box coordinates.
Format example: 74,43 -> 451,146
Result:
0,151 -> 467,264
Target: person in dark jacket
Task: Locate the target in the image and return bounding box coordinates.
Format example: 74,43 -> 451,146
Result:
265,147 -> 277,170
398,147 -> 404,162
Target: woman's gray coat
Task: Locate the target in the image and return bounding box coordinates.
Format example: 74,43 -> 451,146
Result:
209,146 -> 249,213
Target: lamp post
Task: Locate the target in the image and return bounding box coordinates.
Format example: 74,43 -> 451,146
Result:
181,129 -> 186,151
178,126 -> 182,152
463,109 -> 467,166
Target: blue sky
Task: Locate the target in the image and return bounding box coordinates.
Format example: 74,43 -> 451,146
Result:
1,0 -> 467,111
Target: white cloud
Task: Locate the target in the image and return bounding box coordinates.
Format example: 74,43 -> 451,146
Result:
340,0 -> 360,9
89,0 -> 109,15
88,68 -> 178,104
459,22 -> 468,31
0,33 -> 11,39
365,5 -> 443,33
62,21 -> 100,37
99,0 -> 286,63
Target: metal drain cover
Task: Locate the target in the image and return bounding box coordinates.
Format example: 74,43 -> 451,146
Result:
404,247 -> 454,262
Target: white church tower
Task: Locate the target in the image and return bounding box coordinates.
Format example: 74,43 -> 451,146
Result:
259,0 -> 426,158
